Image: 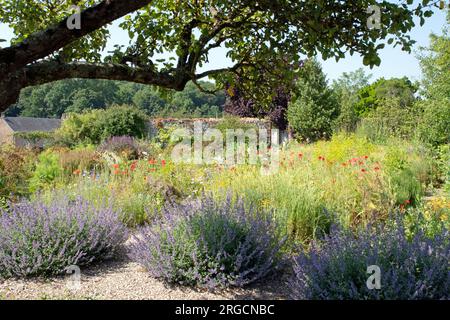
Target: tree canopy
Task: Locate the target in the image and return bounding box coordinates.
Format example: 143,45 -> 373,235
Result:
6,79 -> 225,118
0,0 -> 440,112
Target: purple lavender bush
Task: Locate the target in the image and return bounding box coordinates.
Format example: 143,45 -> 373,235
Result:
129,195 -> 286,289
289,219 -> 450,300
0,196 -> 127,278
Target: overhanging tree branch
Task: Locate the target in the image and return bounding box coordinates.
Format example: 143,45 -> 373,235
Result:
0,60 -> 189,110
0,0 -> 154,74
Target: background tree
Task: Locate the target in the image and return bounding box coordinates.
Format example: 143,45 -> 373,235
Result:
287,59 -> 338,141
224,83 -> 290,130
5,79 -> 225,118
418,11 -> 450,100
354,77 -> 418,116
416,11 -> 450,147
0,0 -> 439,112
332,68 -> 373,132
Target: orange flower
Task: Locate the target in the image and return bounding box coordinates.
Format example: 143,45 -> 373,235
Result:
73,169 -> 81,175
113,164 -> 120,169
298,152 -> 303,159
374,166 -> 381,171
361,168 -> 367,173
148,159 -> 156,165
161,159 -> 166,167
113,169 -> 120,175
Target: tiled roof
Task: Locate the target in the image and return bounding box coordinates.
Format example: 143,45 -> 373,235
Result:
3,117 -> 61,132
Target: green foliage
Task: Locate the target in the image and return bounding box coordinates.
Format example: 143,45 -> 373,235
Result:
417,99 -> 450,147
55,105 -> 148,146
1,0 -> 437,111
287,59 -> 338,142
95,105 -> 148,140
354,77 -> 417,116
418,15 -> 450,100
356,98 -> 420,143
332,69 -> 372,132
29,151 -> 62,193
7,80 -> 225,118
54,109 -> 102,146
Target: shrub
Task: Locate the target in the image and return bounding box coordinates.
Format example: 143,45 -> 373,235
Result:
289,217 -> 450,300
0,146 -> 36,199
130,195 -> 285,289
287,59 -> 339,142
58,146 -> 100,177
55,105 -> 148,146
356,98 -> 419,143
0,196 -> 127,278
29,150 -> 62,193
95,105 -> 148,141
417,99 -> 450,147
54,110 -> 102,146
98,136 -> 140,160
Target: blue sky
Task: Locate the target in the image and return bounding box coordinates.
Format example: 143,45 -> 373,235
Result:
0,6 -> 447,83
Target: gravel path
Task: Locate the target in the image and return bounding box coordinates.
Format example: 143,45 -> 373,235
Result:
0,245 -> 290,300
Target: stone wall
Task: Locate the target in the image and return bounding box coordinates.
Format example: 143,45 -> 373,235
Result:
147,117 -> 289,144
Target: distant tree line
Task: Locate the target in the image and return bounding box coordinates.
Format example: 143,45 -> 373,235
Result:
6,80 -> 226,119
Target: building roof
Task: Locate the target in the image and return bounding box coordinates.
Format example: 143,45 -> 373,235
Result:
2,117 -> 61,132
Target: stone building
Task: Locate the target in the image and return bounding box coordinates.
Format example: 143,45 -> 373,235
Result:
0,115 -> 61,147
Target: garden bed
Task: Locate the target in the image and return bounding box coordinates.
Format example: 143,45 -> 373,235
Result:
0,240 -> 289,300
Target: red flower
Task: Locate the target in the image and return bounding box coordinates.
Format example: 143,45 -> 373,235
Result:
298,152 -> 303,158
161,159 -> 166,167
113,169 -> 120,175
73,169 -> 81,175
364,155 -> 369,159
148,159 -> 156,165
113,164 -> 119,169
404,199 -> 411,205
361,168 -> 367,173
374,166 -> 381,171
318,156 -> 325,161
130,162 -> 137,171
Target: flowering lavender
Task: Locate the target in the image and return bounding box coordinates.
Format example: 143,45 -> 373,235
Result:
0,196 -> 128,278
289,219 -> 450,300
129,195 -> 286,289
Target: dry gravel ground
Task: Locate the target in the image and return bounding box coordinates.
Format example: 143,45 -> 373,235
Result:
0,245 -> 290,300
